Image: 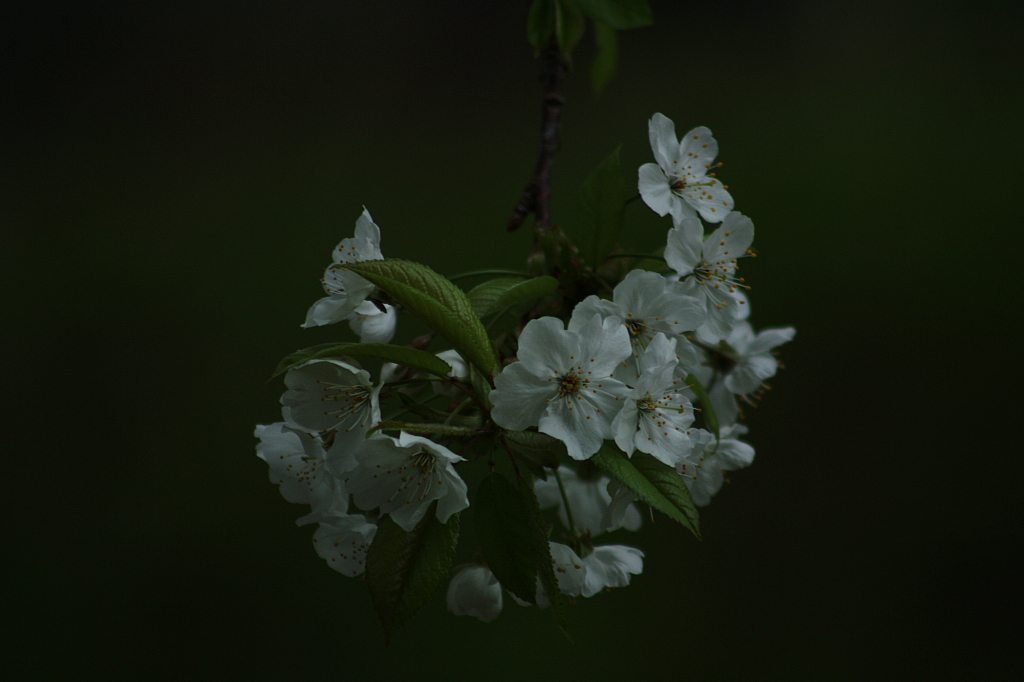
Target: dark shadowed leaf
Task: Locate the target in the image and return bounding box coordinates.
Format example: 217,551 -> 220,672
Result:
365,505 -> 460,645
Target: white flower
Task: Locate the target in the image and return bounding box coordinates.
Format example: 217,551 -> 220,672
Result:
446,565 -> 503,622
666,212 -> 755,341
581,545 -> 644,597
312,513 -> 377,577
694,320 -> 795,425
303,208 -> 384,328
346,432 -> 469,532
346,301 -> 396,343
638,114 -> 734,223
611,334 -> 696,466
534,466 -> 642,536
675,425 -> 755,506
280,359 -> 381,470
569,269 -> 704,386
254,422 -> 341,513
491,315 -> 631,461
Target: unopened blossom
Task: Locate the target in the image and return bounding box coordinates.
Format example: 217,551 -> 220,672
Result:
346,432 -> 469,532
254,423 -> 341,516
446,565 -> 503,622
303,208 -> 385,328
534,465 -> 641,536
666,212 -> 755,341
569,269 -> 703,386
581,545 -> 645,598
312,513 -> 377,577
611,334 -> 696,466
491,315 -> 631,460
675,425 -> 755,506
280,359 -> 381,470
432,349 -> 469,398
639,113 -> 734,223
346,301 -> 396,343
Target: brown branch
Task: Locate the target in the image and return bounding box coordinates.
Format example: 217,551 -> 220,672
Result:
507,41 -> 567,233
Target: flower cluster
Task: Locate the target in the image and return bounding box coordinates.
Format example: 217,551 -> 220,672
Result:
257,112 -> 793,637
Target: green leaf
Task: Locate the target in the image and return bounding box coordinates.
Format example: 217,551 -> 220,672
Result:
528,0 -> 556,54
575,0 -> 653,29
555,0 -> 586,55
502,429 -> 565,477
395,393 -> 481,427
272,342 -> 451,379
591,441 -> 701,538
590,21 -> 618,95
365,505 -> 460,645
466,276 -> 559,320
336,259 -> 497,377
516,469 -> 568,632
631,245 -> 667,272
475,473 -> 542,604
684,373 -> 720,440
575,146 -> 626,266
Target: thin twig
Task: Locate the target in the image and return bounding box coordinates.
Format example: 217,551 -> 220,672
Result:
507,41 -> 567,234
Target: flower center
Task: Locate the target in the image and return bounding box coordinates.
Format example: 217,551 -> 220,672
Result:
558,371 -> 582,398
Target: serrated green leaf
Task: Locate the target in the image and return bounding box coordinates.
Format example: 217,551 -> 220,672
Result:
684,373 -> 719,440
591,20 -> 618,95
591,441 -> 701,538
365,505 -> 460,645
503,429 -> 565,477
515,470 -> 568,632
528,0 -> 556,54
555,0 -> 586,55
475,473 -> 542,604
466,276 -> 559,320
272,342 -> 451,379
575,0 -> 652,29
575,146 -> 626,266
336,259 -> 496,377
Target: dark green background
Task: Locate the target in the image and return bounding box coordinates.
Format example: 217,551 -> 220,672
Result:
4,1 -> 1020,679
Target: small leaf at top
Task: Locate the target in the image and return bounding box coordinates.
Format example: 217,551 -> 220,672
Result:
575,146 -> 627,267
528,0 -> 556,54
575,0 -> 653,29
590,20 -> 618,95
466,276 -> 559,320
555,0 -> 586,55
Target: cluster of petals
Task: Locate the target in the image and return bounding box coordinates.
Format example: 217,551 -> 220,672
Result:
639,113 -> 734,223
666,212 -> 755,341
491,315 -> 632,460
303,208 -> 390,339
534,466 -> 642,535
674,425 -> 755,506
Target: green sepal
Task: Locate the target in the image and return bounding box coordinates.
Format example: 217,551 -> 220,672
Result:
590,20 -> 618,94
684,373 -> 720,441
574,0 -> 653,29
474,473 -> 543,605
591,441 -> 701,538
364,504 -> 460,646
575,146 -> 627,267
335,259 -> 497,377
271,342 -> 451,380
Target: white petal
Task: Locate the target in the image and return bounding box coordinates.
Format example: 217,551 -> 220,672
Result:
447,565 -> 503,622
581,545 -> 644,597
313,514 -> 377,577
648,113 -> 679,171
665,217 -> 704,276
490,363 -> 557,431
638,163 -> 673,217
